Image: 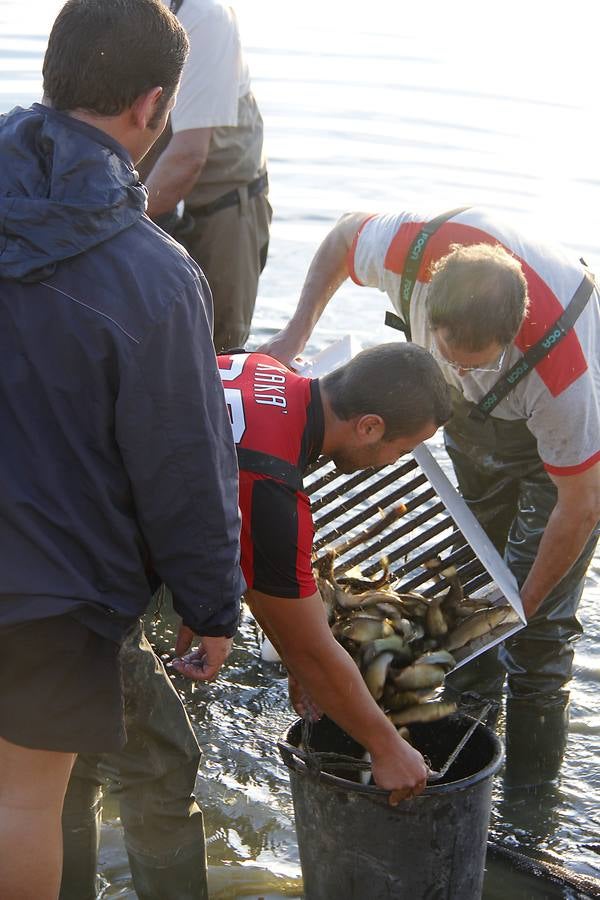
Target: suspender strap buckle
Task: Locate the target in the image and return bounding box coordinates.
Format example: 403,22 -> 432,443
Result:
384,311 -> 410,337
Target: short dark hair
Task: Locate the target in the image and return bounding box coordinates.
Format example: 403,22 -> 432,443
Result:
426,243 -> 529,351
43,0 -> 189,116
321,343 -> 452,440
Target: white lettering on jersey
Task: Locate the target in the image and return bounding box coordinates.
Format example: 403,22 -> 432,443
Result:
253,362 -> 288,410
219,354 -> 248,382
217,355 -> 249,442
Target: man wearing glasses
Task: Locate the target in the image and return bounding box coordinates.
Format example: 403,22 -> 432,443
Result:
260,207 -> 600,791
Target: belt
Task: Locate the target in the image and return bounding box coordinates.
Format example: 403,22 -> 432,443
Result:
191,172 -> 269,218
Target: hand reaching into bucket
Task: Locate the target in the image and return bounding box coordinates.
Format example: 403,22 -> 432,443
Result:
370,732 -> 430,805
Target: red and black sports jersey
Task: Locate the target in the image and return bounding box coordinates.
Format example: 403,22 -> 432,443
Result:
217,353 -> 324,598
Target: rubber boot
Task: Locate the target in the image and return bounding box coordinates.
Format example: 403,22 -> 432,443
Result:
499,779 -> 562,846
127,843 -> 209,900
59,779 -> 102,900
504,693 -> 570,789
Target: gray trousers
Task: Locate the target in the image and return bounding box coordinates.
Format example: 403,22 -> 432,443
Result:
60,623 -> 208,900
442,390 -> 599,786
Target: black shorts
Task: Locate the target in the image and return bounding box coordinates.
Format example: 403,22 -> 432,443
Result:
0,614 -> 127,753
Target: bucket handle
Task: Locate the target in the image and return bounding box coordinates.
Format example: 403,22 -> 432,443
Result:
277,740 -> 393,797
428,702 -> 493,782
280,703 -> 494,792
278,742 -> 373,772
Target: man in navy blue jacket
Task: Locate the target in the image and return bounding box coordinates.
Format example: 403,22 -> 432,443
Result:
0,2 -> 243,898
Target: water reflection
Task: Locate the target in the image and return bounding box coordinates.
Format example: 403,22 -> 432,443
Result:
2,0 -> 599,894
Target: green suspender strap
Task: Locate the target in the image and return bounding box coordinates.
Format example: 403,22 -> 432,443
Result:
469,269 -> 596,422
384,207 -> 471,340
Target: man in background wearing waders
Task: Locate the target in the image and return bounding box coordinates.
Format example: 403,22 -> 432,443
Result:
137,0 -> 271,353
175,344 -> 452,803
260,207 -> 600,794
0,3 -> 244,899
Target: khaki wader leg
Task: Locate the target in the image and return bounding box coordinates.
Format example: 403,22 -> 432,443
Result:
60,623 -> 208,900
180,190 -> 272,353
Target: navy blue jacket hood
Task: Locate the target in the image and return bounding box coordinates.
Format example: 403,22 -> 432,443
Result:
0,104 -> 147,281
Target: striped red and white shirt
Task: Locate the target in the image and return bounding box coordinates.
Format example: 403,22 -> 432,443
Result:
348,208 -> 600,476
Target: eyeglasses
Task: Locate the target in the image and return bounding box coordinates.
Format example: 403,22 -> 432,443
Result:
431,341 -> 508,374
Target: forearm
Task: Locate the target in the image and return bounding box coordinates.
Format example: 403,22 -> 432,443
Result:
283,634 -> 400,756
145,153 -> 204,218
249,599 -> 285,659
144,129 -> 212,219
271,213 -> 367,359
520,502 -> 598,618
289,236 -> 352,343
249,592 -> 397,752
248,588 -> 427,798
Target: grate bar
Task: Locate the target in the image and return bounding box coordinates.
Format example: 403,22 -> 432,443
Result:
376,528 -> 466,581
462,572 -> 495,596
304,456 -> 335,481
309,448 -> 515,620
311,467 -> 424,522
313,480 -> 433,551
307,466 -> 378,504
393,546 -> 479,593
306,458 -> 417,500
420,560 -> 489,599
326,501 -> 448,570
349,507 -> 453,574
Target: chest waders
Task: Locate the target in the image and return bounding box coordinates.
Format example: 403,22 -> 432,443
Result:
388,212 -> 599,788
60,622 -> 209,900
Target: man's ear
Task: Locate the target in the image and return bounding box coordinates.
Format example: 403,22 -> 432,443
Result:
354,414 -> 385,445
130,86 -> 163,130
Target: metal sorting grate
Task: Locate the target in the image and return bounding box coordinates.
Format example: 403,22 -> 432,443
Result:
307,454 -> 493,605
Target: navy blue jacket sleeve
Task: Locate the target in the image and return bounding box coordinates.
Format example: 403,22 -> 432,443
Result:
114,276 -> 243,637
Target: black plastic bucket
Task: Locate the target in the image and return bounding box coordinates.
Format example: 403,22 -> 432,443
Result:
278,714 -> 504,900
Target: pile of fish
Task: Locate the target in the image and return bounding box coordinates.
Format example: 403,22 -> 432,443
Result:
314,551 -> 520,732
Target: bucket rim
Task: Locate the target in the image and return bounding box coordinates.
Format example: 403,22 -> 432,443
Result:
278,713 -> 504,799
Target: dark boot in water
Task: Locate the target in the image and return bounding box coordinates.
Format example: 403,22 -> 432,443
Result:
127,844 -> 209,900
504,693 -> 570,789
59,777 -> 102,900
499,780 -> 562,846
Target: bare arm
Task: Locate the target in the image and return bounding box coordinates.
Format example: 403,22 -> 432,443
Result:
252,612 -> 323,719
520,462 -> 600,618
145,128 -> 213,219
246,587 -> 429,803
258,212 -> 372,364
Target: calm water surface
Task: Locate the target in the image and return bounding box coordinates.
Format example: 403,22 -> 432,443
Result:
1,1 -> 599,896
